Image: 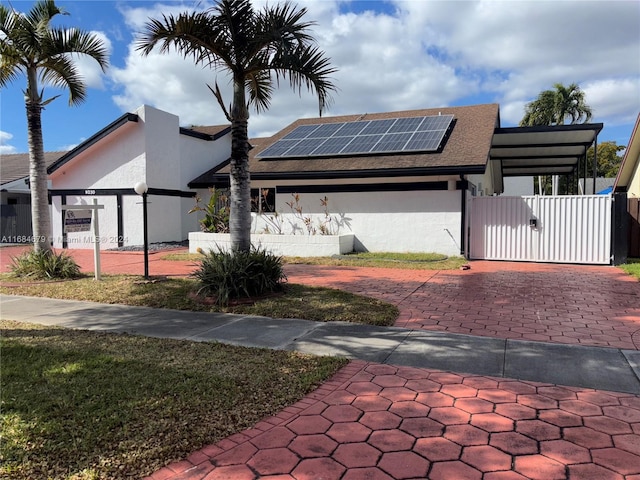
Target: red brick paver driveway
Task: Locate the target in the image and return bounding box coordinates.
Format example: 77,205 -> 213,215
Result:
3,246 -> 640,479
3,246 -> 637,349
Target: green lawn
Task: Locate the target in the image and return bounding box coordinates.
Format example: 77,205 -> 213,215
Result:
1,320 -> 347,480
0,275 -> 398,326
619,258 -> 640,280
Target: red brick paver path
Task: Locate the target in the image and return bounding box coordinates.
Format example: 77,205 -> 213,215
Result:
145,361 -> 640,480
3,246 -> 640,480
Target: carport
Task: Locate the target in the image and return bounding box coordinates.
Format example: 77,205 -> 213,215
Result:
468,122 -> 627,265
488,122 -> 603,194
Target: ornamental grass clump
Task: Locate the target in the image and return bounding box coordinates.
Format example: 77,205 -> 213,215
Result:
192,247 -> 286,306
9,249 -> 81,280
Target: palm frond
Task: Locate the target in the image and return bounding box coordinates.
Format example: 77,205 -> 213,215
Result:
245,70 -> 274,113
207,82 -> 232,121
39,54 -> 86,105
269,44 -> 337,115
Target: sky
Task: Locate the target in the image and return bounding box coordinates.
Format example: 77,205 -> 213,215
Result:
1,0 -> 639,156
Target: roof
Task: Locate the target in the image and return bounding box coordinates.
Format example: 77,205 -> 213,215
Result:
1,151 -> 66,186
47,111 -> 231,175
613,113 -> 640,193
189,103 -> 500,187
578,177 -> 616,195
490,123 -> 604,177
188,125 -> 232,137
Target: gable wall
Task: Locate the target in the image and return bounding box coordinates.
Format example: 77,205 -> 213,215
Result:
49,121 -> 145,190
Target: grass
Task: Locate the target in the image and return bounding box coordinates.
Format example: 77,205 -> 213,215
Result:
162,251 -> 468,270
1,320 -> 347,479
619,258 -> 640,280
0,275 -> 398,326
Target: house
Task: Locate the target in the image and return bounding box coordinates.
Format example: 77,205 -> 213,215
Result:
190,104 -> 501,256
2,102 -> 605,260
44,105 -> 230,250
191,103 -> 602,258
614,113 -> 640,198
614,113 -> 640,257
1,151 -> 62,242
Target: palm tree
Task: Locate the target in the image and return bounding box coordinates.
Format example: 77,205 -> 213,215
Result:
520,82 -> 592,127
137,0 -> 336,253
0,0 -> 108,253
520,83 -> 593,194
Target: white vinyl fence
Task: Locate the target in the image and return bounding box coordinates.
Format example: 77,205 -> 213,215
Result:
468,195 -> 612,264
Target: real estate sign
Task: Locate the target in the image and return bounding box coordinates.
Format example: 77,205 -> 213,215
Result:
64,209 -> 92,233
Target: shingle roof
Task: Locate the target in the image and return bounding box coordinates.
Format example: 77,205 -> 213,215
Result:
188,125 -> 232,137
189,103 -> 500,187
1,151 -> 67,186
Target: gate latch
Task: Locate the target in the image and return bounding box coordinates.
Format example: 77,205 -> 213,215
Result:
529,218 -> 538,229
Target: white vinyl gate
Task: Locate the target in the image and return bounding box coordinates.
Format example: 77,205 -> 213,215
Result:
468,195 -> 612,264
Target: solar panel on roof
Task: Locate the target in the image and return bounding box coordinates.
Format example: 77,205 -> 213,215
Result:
256,114 -> 454,158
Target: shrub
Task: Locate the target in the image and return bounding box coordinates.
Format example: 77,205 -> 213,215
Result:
192,247 -> 286,305
188,187 -> 230,233
9,249 -> 81,280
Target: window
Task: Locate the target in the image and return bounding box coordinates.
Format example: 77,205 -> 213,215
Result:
251,188 -> 276,213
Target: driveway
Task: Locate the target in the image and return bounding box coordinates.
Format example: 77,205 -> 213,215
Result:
2,246 -> 639,350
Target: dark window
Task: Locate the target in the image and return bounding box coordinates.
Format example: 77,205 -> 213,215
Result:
251,188 -> 276,213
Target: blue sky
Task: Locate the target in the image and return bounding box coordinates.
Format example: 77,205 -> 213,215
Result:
1,0 -> 639,155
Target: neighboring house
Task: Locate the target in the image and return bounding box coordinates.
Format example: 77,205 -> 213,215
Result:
614,113 -> 640,258
1,151 -> 63,241
45,105 -> 230,250
578,177 -> 616,195
502,177 -> 533,196
614,113 -> 640,198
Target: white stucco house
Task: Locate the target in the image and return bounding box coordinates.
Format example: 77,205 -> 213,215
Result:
45,105 -> 230,250
2,102 -> 606,259
191,103 -> 502,256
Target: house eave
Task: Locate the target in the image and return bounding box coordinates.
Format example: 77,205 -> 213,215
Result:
188,165 -> 485,188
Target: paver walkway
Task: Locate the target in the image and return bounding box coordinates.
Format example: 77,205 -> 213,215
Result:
2,246 -> 640,479
4,246 -> 637,350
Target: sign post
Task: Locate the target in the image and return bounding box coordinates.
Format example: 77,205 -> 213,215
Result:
62,201 -> 104,280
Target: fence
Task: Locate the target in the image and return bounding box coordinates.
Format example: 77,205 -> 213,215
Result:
629,197 -> 640,258
1,204 -> 33,243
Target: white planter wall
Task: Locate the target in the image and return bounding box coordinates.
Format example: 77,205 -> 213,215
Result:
189,231 -> 355,257
257,189 -> 463,256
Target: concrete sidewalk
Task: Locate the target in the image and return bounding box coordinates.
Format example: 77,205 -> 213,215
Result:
4,294 -> 640,479
3,294 -> 639,394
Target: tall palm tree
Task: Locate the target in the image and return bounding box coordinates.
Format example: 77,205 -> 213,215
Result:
520,83 -> 593,194
137,0 -> 336,253
0,0 -> 108,253
520,82 -> 592,127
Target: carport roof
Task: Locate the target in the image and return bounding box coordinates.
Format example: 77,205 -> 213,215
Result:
490,123 -> 603,177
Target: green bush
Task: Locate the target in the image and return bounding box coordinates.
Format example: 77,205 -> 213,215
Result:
9,249 -> 81,280
192,247 -> 286,305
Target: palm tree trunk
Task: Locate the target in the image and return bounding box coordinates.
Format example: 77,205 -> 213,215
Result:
229,78 -> 251,253
26,97 -> 52,253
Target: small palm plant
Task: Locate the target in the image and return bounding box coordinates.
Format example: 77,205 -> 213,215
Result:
10,249 -> 81,280
192,247 -> 286,306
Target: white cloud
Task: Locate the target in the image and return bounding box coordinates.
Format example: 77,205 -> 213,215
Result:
584,78 -> 640,125
0,131 -> 17,154
108,0 -> 640,139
